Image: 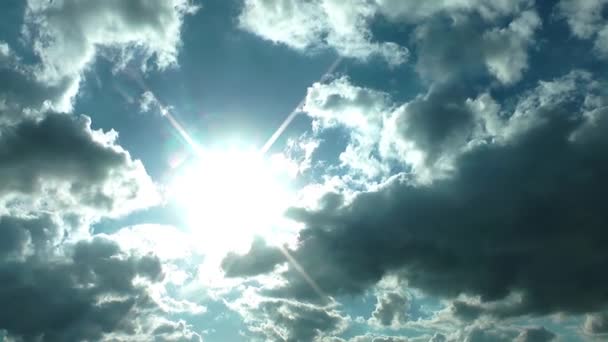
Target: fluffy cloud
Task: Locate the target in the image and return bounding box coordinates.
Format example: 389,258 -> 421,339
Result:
236,70 -> 608,320
0,1 -> 198,340
237,298 -> 347,341
238,0 -> 408,66
303,76 -> 392,179
222,237 -> 286,278
583,311 -> 608,336
369,292 -> 409,328
558,0 -> 608,57
0,113 -> 159,218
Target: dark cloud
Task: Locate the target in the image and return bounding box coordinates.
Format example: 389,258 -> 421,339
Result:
451,323 -> 556,342
245,72 -> 608,319
394,85 -> 476,165
0,114 -> 124,194
0,234 -> 164,341
0,113 -> 157,215
0,1 -> 197,341
448,301 -> 484,322
221,237 -> 285,278
0,215 -> 61,260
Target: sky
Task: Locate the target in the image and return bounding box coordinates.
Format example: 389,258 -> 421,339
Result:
0,0 -> 608,341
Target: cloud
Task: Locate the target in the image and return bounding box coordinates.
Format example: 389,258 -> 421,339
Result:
369,292 -> 409,328
0,2 -> 198,339
238,0 -> 538,72
413,10 -> 540,85
558,0 -> 608,57
303,76 -> 391,179
0,41 -> 78,124
221,237 -> 286,278
583,311 -> 608,336
238,0 -> 408,66
456,323 -> 555,342
514,327 -> 556,342
334,334 -> 412,342
237,298 -> 347,341
238,70 -> 608,319
0,113 -> 159,218
373,0 -> 532,22
24,0 -> 199,75
0,0 -> 198,123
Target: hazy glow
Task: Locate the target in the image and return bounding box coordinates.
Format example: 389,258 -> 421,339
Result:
170,147 -> 293,254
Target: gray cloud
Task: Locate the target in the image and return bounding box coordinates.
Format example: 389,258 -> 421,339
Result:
221,237 -> 286,278
558,0 -> 608,57
583,311 -> 608,336
238,0 -> 409,66
0,0 -> 197,125
0,234 -> 162,341
240,299 -> 347,342
243,71 -> 608,319
413,10 -> 539,85
0,113 -> 158,216
454,324 -> 556,342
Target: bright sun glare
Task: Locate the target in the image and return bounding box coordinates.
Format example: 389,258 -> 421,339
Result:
169,147 -> 293,254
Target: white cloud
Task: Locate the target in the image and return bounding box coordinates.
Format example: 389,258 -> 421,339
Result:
558,0 -> 608,58
482,10 -> 540,84
238,0 -> 408,66
373,0 -> 532,22
238,0 -> 537,69
0,0 -> 199,119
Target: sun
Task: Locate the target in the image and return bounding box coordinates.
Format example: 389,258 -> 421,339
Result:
168,146 -> 294,255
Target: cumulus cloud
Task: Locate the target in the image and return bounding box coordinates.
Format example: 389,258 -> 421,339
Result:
238,0 -> 539,74
446,323 -> 555,342
0,1 -> 198,340
236,298 -> 347,341
0,234 -> 164,341
558,0 -> 608,57
0,113 -> 159,218
238,0 -> 408,66
235,70 -> 608,320
303,76 -> 392,179
413,9 -> 540,85
583,311 -> 608,336
24,0 -> 198,75
0,0 -> 198,123
0,41 -> 77,124
369,292 -> 409,328
221,237 -> 286,278
373,0 -> 532,22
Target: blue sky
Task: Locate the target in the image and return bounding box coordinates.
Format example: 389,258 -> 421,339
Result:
1,0 -> 608,341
